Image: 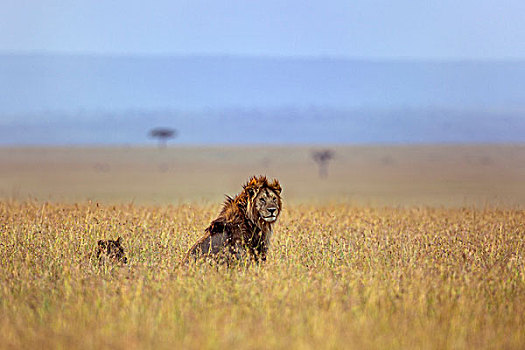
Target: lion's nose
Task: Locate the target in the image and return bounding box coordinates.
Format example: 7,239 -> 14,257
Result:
268,208 -> 277,215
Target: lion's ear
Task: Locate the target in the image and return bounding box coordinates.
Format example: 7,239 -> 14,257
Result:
270,179 -> 282,194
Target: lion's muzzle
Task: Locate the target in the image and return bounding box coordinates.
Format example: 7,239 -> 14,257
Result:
262,207 -> 279,222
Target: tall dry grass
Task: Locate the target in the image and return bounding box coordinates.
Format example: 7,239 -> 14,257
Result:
0,200 -> 524,349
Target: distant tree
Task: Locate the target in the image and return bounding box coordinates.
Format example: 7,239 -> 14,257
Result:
311,149 -> 335,179
149,127 -> 177,149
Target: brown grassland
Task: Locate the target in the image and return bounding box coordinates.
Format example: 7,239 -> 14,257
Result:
0,146 -> 524,349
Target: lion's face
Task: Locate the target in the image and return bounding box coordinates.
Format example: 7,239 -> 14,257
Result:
253,187 -> 281,223
244,176 -> 282,227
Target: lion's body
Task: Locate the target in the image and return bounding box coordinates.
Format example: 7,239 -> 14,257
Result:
183,176 -> 282,264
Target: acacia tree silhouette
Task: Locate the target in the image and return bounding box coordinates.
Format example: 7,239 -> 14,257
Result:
311,149 -> 335,179
149,128 -> 177,149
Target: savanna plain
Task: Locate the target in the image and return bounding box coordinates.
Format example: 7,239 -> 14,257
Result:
1,146 -> 524,349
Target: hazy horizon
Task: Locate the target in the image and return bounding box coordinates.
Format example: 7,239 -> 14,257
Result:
2,2 -> 525,145
1,53 -> 524,145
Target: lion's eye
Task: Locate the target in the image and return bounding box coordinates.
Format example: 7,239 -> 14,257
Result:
260,198 -> 266,203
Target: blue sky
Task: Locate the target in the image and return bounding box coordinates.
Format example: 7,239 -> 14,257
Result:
2,0 -> 525,59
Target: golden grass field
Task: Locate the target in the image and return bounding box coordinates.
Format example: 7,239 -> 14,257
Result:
1,146 -> 524,349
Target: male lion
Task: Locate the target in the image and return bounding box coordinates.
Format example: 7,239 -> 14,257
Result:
183,175 -> 282,264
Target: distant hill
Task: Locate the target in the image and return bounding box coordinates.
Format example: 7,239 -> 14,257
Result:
1,54 -> 524,145
1,54 -> 525,113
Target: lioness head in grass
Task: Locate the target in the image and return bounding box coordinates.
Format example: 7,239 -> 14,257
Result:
96,237 -> 128,264
244,176 -> 282,225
